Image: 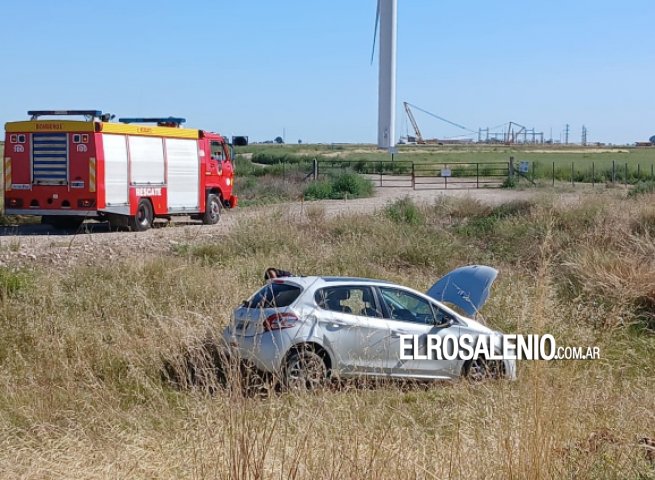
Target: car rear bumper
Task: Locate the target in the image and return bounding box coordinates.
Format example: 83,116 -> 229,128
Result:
222,328 -> 293,373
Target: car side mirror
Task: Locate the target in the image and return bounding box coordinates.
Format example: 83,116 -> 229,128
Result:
435,316 -> 454,328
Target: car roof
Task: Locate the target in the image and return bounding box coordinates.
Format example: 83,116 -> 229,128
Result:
272,276 -> 397,288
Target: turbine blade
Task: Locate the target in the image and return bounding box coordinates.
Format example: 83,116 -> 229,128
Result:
370,0 -> 380,65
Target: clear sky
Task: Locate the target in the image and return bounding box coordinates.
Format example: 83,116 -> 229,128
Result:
1,1 -> 653,144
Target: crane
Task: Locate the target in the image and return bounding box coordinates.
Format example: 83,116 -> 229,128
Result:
403,102 -> 425,144
402,102 -> 477,144
506,121 -> 527,144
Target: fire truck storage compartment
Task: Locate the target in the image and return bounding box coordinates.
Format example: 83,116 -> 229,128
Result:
101,133 -> 200,211
128,136 -> 165,184
165,138 -> 199,210
102,134 -> 129,206
32,133 -> 68,185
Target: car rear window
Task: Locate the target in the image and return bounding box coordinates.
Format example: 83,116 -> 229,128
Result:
246,283 -> 302,309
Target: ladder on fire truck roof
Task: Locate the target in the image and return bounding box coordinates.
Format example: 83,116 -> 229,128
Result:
118,117 -> 187,128
27,110 -> 115,122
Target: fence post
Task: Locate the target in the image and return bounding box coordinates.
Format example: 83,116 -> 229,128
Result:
476,163 -> 479,189
571,161 -> 574,186
313,158 -> 318,180
592,162 -> 595,187
552,161 -> 555,186
625,163 -> 628,186
637,163 -> 641,180
509,156 -> 515,181
612,160 -> 616,184
411,162 -> 416,190
652,164 -> 654,180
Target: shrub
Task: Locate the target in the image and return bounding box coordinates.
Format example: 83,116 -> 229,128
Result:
385,197 -> 424,225
303,180 -> 334,200
628,180 -> 655,197
251,152 -> 315,165
331,172 -> 373,198
303,173 -> 374,200
502,176 -> 517,188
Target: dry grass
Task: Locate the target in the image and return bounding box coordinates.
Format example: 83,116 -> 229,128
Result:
0,193 -> 654,478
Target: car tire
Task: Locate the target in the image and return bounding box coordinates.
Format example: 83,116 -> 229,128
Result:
283,348 -> 328,391
129,199 -> 154,232
202,194 -> 221,225
464,357 -> 503,381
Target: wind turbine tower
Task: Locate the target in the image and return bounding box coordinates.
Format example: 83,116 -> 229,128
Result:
374,0 -> 398,151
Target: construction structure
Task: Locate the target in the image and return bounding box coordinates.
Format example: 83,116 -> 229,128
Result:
477,123 -> 544,144
401,102 -> 545,145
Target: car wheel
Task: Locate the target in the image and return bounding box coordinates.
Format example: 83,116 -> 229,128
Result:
283,348 -> 328,391
130,199 -> 153,232
464,357 -> 503,381
202,194 -> 221,225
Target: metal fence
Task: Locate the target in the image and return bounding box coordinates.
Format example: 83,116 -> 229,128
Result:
315,157 -> 655,189
527,160 -> 655,186
315,159 -> 510,190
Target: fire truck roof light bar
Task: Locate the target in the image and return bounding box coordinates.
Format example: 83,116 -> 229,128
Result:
28,110 -> 106,119
118,117 -> 186,127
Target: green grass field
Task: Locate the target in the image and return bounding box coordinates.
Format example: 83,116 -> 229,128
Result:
238,143 -> 655,183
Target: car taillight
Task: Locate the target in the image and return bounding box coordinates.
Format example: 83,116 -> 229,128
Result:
8,198 -> 23,208
263,313 -> 299,331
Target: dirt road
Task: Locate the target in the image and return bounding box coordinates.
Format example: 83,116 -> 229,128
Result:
0,187 -> 591,268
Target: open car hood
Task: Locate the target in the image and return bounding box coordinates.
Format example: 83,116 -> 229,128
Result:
426,265 -> 498,317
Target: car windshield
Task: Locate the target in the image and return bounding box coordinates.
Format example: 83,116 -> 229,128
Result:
246,283 -> 301,309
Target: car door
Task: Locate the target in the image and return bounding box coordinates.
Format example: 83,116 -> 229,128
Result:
377,286 -> 460,379
314,285 -> 390,375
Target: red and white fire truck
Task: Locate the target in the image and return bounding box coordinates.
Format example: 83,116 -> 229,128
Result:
3,110 -> 237,230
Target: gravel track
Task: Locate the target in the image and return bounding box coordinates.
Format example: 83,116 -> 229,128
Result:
0,187 -> 585,269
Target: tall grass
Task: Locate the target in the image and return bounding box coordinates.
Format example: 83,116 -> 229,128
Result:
0,194 -> 654,478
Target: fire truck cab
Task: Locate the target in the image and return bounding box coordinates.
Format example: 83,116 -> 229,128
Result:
3,110 -> 237,231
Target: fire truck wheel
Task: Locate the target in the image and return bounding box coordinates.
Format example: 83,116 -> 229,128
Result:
202,194 -> 221,225
130,199 -> 154,231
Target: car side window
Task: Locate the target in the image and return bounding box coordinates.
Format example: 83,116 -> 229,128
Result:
378,287 -> 437,325
315,286 -> 382,318
210,141 -> 225,161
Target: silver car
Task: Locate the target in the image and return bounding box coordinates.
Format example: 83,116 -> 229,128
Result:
223,265 -> 517,389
